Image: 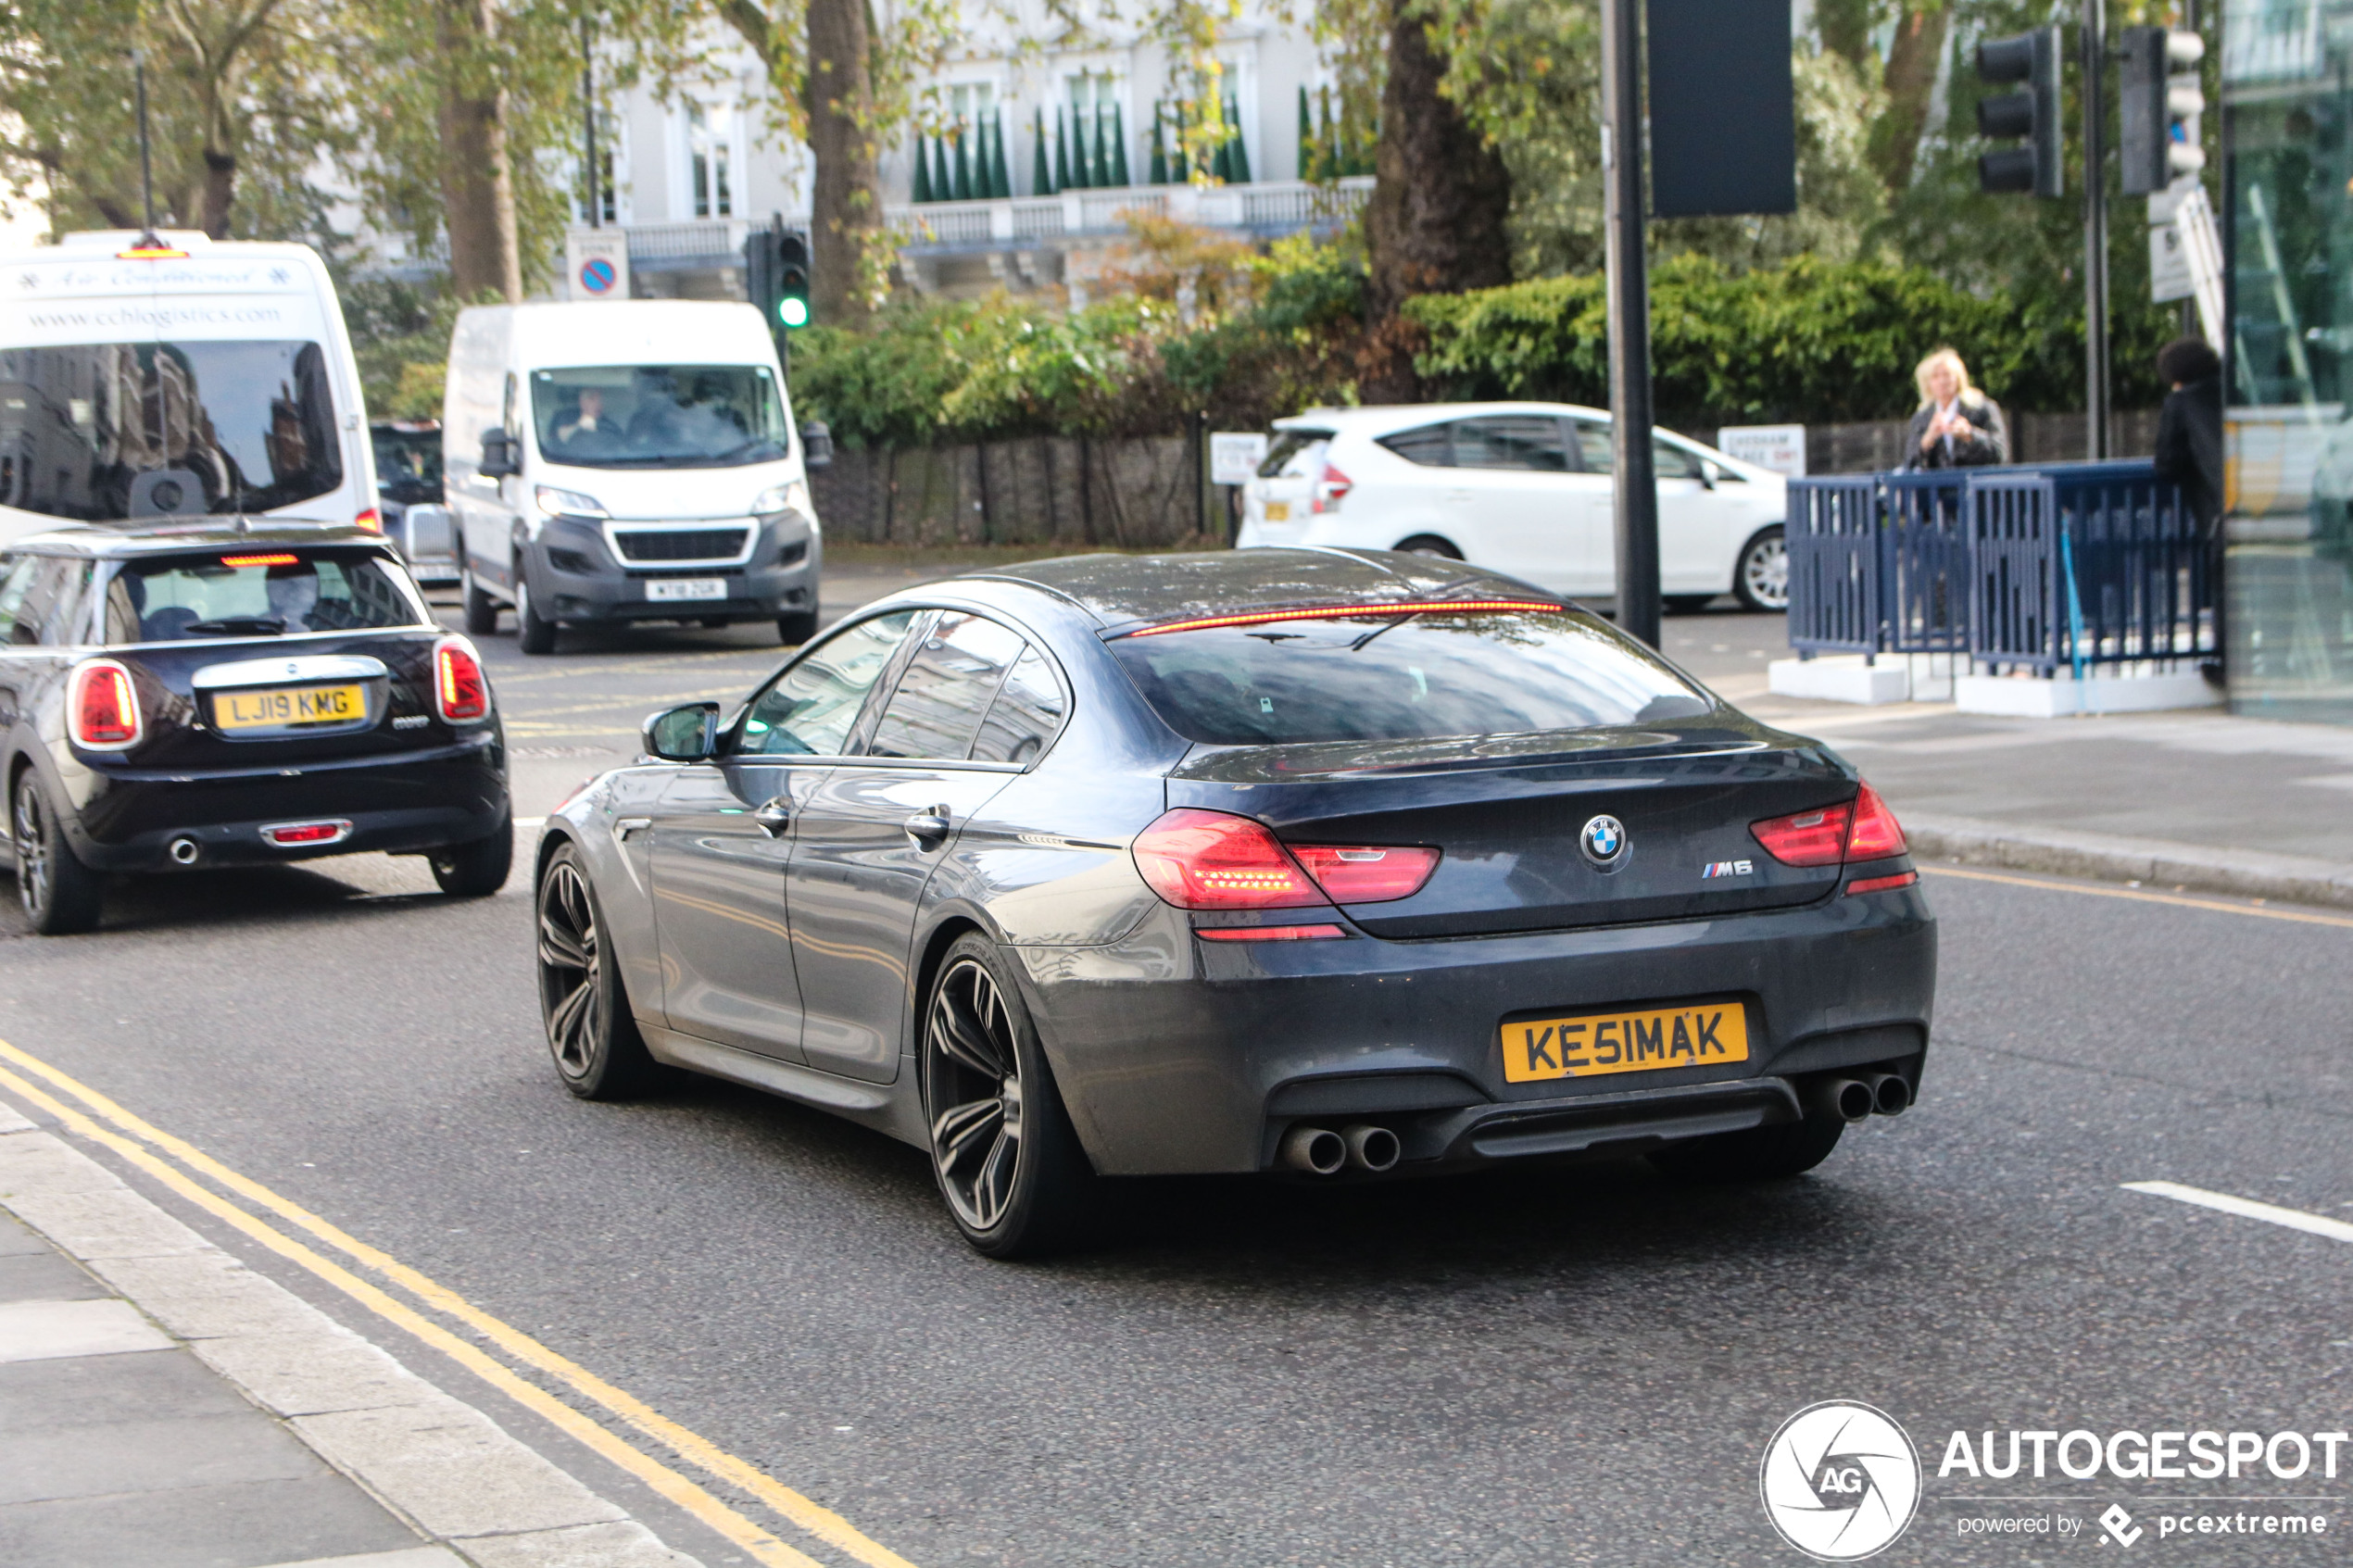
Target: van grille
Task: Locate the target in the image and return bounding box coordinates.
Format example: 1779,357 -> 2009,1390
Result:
612,527 -> 749,563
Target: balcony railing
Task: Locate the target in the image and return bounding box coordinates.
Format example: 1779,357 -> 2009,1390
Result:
623,219 -> 752,269
885,177 -> 1373,249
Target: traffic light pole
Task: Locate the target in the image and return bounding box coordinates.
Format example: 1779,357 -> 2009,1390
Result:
1602,0 -> 1661,648
2082,0 -> 2111,460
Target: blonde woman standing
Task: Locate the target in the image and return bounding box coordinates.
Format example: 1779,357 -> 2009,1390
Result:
1904,347 -> 2009,470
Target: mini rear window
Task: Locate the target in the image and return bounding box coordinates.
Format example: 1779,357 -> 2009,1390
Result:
1107,608 -> 1711,746
102,551 -> 424,643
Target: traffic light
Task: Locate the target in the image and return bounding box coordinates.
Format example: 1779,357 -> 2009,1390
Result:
1975,26 -> 2063,198
743,219 -> 812,332
2120,25 -> 2207,195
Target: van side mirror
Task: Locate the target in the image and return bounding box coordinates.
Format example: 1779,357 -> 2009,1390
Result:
643,701 -> 722,761
800,420 -> 833,470
480,429 -> 521,479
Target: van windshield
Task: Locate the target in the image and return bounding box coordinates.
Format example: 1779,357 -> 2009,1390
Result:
531,364 -> 787,469
0,341 -> 344,521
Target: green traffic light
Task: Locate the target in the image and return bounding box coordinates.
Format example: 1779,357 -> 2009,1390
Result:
779,297 -> 810,329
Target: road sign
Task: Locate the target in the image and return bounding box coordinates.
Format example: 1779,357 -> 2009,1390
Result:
566,229 -> 630,301
1717,424 -> 1807,477
1210,433 -> 1268,486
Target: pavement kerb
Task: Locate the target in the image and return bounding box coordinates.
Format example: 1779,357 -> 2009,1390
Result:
1905,811 -> 2353,910
0,1109 -> 703,1568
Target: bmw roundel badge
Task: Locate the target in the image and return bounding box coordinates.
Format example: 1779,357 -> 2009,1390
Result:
1579,813 -> 1629,870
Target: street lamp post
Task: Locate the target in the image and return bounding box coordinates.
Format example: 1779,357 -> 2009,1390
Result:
1602,0 -> 1662,648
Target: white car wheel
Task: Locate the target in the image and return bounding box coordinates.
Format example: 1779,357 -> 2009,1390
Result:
1735,527 -> 1789,613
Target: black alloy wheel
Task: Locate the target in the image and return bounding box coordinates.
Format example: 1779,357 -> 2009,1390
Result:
921,934 -> 1096,1257
430,815 -> 514,897
11,771 -> 103,935
535,843 -> 662,1098
1734,525 -> 1790,613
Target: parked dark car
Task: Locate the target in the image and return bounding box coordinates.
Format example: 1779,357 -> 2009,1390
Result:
535,549 -> 1934,1256
1,521 -> 511,935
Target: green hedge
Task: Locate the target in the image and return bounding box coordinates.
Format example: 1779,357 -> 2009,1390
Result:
1403,253 -> 2137,422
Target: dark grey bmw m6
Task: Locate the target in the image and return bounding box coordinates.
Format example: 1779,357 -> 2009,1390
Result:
535,549 -> 1935,1255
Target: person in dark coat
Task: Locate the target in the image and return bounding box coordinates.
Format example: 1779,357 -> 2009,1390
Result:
2150,336 -> 2227,679
1904,348 -> 2009,470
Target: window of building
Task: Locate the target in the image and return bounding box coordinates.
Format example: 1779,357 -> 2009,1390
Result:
688,103 -> 733,220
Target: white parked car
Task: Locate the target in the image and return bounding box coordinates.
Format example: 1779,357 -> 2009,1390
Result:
1234,403 -> 1791,611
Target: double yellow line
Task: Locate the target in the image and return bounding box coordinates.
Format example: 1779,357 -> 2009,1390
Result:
0,1037 -> 919,1568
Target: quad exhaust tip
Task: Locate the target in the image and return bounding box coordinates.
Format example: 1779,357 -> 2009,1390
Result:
167,835 -> 199,866
1810,1076 -> 1878,1125
1343,1123 -> 1402,1173
1279,1123 -> 1403,1175
1869,1073 -> 1911,1116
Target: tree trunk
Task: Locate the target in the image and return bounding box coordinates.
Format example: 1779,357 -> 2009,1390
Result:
804,0 -> 878,326
1873,3 -> 1947,193
199,149 -> 235,239
436,0 -> 522,302
1361,0 -> 1510,403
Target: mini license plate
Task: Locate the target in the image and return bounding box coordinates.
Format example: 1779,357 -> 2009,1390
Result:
213,684 -> 366,732
1502,1000 -> 1749,1085
1263,501 -> 1290,522
647,578 -> 727,602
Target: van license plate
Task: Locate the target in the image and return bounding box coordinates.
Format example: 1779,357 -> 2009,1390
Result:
214,684 -> 367,732
1501,1000 -> 1749,1085
647,579 -> 726,602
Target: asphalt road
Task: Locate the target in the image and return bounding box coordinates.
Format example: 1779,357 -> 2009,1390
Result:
2,589 -> 2348,1566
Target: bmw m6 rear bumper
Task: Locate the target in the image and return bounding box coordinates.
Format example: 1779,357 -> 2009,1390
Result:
1013,883 -> 1936,1176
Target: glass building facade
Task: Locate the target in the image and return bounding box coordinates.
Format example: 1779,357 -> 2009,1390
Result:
2225,0 -> 2353,720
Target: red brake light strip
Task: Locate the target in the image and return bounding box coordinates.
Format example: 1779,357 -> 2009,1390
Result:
220,553 -> 299,567
1120,599 -> 1565,639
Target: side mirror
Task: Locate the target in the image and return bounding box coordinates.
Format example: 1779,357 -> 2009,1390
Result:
800,420 -> 833,470
480,429 -> 521,479
643,701 -> 723,762
1696,462 -> 1718,490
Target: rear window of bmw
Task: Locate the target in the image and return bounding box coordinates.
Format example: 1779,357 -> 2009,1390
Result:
101,549 -> 427,643
1105,606 -> 1711,746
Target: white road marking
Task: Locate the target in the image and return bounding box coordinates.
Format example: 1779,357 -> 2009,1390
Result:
2123,1180 -> 2353,1245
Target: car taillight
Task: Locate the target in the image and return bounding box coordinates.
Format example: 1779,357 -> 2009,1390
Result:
69,660 -> 141,748
434,637 -> 489,721
1312,462 -> 1353,514
1291,844 -> 1441,903
1750,783 -> 1909,868
1132,809 -> 1323,909
355,507 -> 383,533
1844,783 -> 1906,859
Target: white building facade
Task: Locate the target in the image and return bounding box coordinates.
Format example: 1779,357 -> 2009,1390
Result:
569,0 -> 1371,306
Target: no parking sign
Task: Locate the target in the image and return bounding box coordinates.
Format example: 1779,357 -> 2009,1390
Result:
565,229 -> 630,301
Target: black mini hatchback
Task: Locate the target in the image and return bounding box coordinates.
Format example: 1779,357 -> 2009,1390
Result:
0,521 -> 510,934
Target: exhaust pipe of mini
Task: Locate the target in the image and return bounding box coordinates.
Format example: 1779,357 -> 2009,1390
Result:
1341,1123 -> 1401,1173
167,835 -> 199,866
1808,1076 -> 1876,1125
1278,1124 -> 1347,1176
1868,1073 -> 1911,1116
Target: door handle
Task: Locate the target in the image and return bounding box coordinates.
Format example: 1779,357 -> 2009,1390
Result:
753,797 -> 792,836
903,809 -> 950,848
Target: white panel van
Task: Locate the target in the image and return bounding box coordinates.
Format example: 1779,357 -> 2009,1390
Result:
443,301 -> 822,655
0,232 -> 379,546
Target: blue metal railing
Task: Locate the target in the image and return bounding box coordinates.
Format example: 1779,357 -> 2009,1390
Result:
1789,459 -> 2212,675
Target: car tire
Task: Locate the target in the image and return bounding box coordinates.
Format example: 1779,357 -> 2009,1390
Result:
536,842 -> 666,1099
776,608 -> 819,646
514,573 -> 557,655
429,814 -> 513,897
920,933 -> 1100,1259
1648,1110 -> 1843,1183
1665,595 -> 1717,615
1393,535 -> 1462,559
11,769 -> 103,935
1732,525 -> 1789,613
462,571 -> 499,635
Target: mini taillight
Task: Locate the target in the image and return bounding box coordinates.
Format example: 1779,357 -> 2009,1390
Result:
1751,783 -> 1908,869
1844,783 -> 1907,859
1291,844 -> 1441,903
434,637 -> 490,722
1312,462 -> 1353,514
262,820 -> 351,847
355,508 -> 383,533
1131,809 -> 1323,909
69,660 -> 141,748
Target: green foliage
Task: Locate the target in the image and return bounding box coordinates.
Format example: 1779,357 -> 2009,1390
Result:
1404,253 -> 2097,420
341,278 -> 490,420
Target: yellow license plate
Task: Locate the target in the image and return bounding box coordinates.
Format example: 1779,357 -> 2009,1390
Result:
1264,501 -> 1290,522
214,684 -> 367,732
1502,1000 -> 1749,1084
